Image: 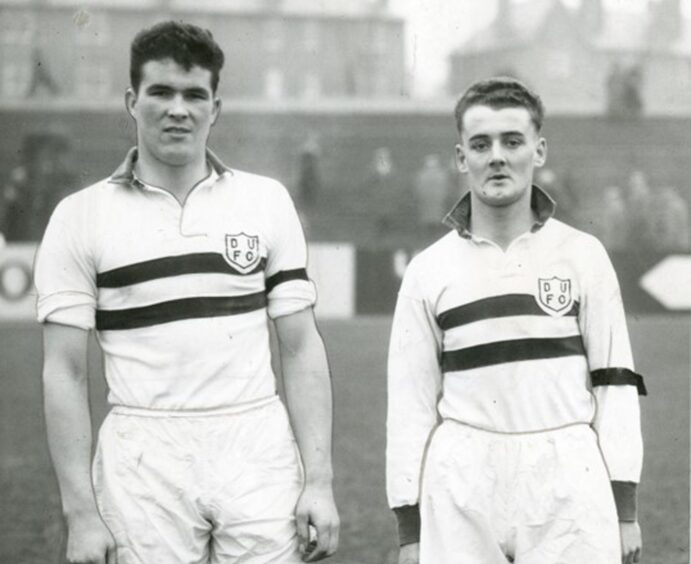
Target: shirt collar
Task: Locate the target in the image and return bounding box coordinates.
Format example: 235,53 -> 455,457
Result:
442,184 -> 556,239
109,147 -> 232,186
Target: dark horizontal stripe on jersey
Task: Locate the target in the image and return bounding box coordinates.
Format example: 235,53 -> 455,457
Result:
442,336 -> 585,372
437,294 -> 579,331
265,268 -> 309,294
96,253 -> 266,288
591,368 -> 647,396
96,292 -> 267,330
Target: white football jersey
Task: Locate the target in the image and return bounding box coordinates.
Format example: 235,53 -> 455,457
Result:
387,187 -> 644,510
35,149 -> 316,410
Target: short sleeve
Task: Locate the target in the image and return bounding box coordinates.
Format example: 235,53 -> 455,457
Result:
263,182 -> 316,319
34,196 -> 97,330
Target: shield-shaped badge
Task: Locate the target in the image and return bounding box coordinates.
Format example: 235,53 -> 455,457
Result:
537,276 -> 573,315
224,233 -> 261,273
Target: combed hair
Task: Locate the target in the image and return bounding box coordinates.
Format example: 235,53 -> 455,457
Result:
454,77 -> 545,135
130,20 -> 225,92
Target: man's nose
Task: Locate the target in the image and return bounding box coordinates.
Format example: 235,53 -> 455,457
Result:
489,142 -> 506,165
167,94 -> 189,119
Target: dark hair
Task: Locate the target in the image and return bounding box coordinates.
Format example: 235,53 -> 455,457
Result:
130,20 -> 225,93
454,77 -> 545,135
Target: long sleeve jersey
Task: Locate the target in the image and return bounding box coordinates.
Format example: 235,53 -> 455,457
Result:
386,187 -> 645,536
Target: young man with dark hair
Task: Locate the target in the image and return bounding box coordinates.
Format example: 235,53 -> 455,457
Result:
36,20 -> 339,564
387,77 -> 644,564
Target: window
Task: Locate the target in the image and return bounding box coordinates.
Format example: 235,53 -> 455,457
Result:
264,68 -> 284,99
372,23 -> 388,55
0,10 -> 36,45
302,72 -> 321,99
303,20 -> 319,52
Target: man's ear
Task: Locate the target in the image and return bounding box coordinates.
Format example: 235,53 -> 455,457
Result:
211,96 -> 222,126
455,143 -> 468,174
534,137 -> 547,168
125,87 -> 137,119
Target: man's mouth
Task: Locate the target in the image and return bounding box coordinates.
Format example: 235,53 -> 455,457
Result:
488,174 -> 509,182
164,126 -> 191,134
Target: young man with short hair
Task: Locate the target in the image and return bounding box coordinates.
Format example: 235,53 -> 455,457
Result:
36,21 -> 339,564
387,77 -> 644,564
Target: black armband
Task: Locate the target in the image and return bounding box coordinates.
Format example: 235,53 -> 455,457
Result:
393,504 -> 421,546
591,368 -> 647,396
611,480 -> 638,522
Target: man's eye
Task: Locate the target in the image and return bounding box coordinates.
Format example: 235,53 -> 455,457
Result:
505,138 -> 522,148
471,142 -> 488,151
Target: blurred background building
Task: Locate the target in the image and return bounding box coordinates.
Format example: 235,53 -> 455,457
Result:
0,0 -> 405,102
0,0 -> 689,252
448,0 -> 691,115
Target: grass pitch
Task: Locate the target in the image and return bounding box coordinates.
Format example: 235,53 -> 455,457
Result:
0,316 -> 688,564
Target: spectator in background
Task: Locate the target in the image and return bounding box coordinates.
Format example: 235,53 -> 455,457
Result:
651,186 -> 690,251
606,63 -> 644,119
370,146 -> 397,237
414,154 -> 452,240
296,134 -> 322,209
601,185 -> 628,251
0,132 -> 76,242
627,169 -> 655,249
535,167 -> 578,226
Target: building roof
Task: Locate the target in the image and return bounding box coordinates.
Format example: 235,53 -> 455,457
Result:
455,0 -> 691,58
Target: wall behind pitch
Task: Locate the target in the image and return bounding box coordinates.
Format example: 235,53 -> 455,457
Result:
0,243 -> 358,322
1,244 -> 687,321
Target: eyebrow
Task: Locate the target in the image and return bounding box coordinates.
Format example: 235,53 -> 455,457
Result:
468,131 -> 525,141
145,84 -> 211,97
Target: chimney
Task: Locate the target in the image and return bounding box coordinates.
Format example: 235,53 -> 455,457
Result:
496,0 -> 513,39
579,0 -> 603,38
650,0 -> 682,43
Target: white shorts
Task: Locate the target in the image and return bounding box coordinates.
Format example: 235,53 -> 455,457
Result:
92,396 -> 304,564
419,422 -> 620,564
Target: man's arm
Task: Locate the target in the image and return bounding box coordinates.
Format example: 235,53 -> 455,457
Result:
386,265 -> 444,564
42,322 -> 116,564
579,241 -> 644,563
274,307 -> 339,562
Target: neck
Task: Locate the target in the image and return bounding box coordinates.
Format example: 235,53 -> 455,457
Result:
134,148 -> 210,203
470,193 -> 535,251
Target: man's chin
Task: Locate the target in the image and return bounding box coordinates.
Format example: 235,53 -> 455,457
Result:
156,148 -> 196,167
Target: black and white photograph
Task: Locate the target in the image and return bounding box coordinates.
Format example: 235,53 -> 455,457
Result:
0,1 -> 689,563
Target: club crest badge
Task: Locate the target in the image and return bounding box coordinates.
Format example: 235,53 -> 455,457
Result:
537,276 -> 573,316
224,233 -> 260,273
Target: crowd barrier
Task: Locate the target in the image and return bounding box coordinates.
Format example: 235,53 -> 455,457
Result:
0,243 -> 688,322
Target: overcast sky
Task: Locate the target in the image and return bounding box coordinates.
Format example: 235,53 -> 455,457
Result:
390,0 -> 691,97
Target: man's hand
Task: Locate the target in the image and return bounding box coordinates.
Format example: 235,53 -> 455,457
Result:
295,482 -> 339,562
398,542 -> 419,564
620,521 -> 642,564
65,511 -> 117,564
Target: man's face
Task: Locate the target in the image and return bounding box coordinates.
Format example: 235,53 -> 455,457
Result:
456,105 -> 546,209
126,58 -> 220,167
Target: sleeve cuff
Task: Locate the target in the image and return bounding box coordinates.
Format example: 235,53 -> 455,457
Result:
393,504 -> 421,546
612,480 -> 638,522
